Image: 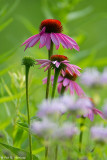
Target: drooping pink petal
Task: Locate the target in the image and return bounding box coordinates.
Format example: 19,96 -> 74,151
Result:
44,64 -> 51,72
40,27 -> 46,35
40,33 -> 47,45
69,81 -> 74,95
63,78 -> 70,87
93,108 -> 105,119
43,77 -> 47,84
73,81 -> 85,97
61,60 -> 70,64
36,59 -> 51,64
51,33 -> 60,50
42,75 -> 54,84
39,62 -> 50,69
87,109 -> 94,121
61,34 -> 80,51
46,34 -> 51,50
57,83 -> 63,93
28,35 -> 40,47
21,34 -> 40,46
65,63 -> 81,76
58,76 -> 64,83
57,34 -> 68,49
55,61 -> 60,68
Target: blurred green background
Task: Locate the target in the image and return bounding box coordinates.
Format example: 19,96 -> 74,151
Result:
0,0 -> 107,158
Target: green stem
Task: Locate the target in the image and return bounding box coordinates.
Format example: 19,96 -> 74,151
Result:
51,68 -> 60,99
79,116 -> 85,152
55,145 -> 58,160
51,68 -> 60,160
45,42 -> 53,160
45,42 -> 53,99
25,66 -> 33,160
45,146 -> 48,160
60,86 -> 66,96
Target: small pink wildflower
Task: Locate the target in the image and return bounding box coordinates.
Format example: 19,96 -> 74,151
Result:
21,19 -> 79,51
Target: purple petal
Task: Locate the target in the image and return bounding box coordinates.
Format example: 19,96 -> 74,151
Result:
61,34 -> 80,51
63,78 -> 70,87
29,35 -> 40,47
55,61 -> 60,68
40,27 -> 46,35
21,34 -> 40,46
57,83 -> 63,93
40,33 -> 47,45
44,64 -> 51,72
93,108 -> 105,119
58,76 -> 64,83
51,33 -> 60,50
46,34 -> 51,50
73,81 -> 85,97
39,62 -> 50,69
57,34 -> 68,49
43,77 -> 47,84
69,81 -> 74,95
36,59 -> 51,64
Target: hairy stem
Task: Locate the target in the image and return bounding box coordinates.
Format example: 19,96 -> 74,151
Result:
45,42 -> 53,99
79,116 -> 85,152
25,66 -> 33,160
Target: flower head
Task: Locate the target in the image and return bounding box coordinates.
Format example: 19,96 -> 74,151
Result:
31,118 -> 57,137
102,101 -> 107,119
80,68 -> 101,87
36,55 -> 81,75
37,99 -> 67,118
22,56 -> 35,67
91,126 -> 107,143
21,19 -> 79,51
77,97 -> 104,121
53,123 -> 79,139
39,19 -> 63,33
101,67 -> 107,85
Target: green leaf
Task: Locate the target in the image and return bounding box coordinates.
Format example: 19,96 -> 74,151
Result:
0,142 -> 39,160
0,90 -> 25,104
0,18 -> 13,32
17,122 -> 29,132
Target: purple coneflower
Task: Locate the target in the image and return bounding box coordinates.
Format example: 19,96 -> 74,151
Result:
57,70 -> 85,97
36,55 -> 81,76
21,19 -> 79,51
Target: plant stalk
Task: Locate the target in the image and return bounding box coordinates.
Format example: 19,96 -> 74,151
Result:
51,68 -> 61,160
46,42 -> 53,99
45,42 -> 53,160
51,68 -> 60,99
79,116 -> 85,152
25,66 -> 33,160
